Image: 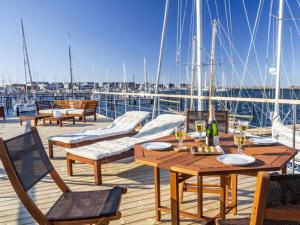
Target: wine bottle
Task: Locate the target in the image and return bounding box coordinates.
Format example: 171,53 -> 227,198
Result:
206,107 -> 219,146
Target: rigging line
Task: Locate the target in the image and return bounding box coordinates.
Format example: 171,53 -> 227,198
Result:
177,0 -> 188,65
234,0 -> 264,115
242,0 -> 269,126
286,0 -> 300,38
297,0 -> 300,8
187,0 -> 195,66
263,0 -> 274,127
218,23 -> 268,106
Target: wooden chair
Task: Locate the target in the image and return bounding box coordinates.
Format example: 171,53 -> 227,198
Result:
180,110 -> 235,214
216,172 -> 300,225
35,100 -> 53,115
0,127 -> 127,225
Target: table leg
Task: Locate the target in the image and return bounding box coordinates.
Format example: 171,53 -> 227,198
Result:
220,175 -> 226,219
197,175 -> 203,218
170,171 -> 180,225
154,167 -> 161,221
72,117 -> 75,125
282,164 -> 287,174
59,120 -> 62,127
34,119 -> 37,126
231,174 -> 238,215
20,119 -> 22,126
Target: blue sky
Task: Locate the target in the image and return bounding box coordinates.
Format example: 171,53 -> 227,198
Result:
0,0 -> 300,87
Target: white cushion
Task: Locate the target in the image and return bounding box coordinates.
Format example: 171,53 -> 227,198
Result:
48,111 -> 150,143
65,113 -> 185,160
39,109 -> 53,114
67,109 -> 85,115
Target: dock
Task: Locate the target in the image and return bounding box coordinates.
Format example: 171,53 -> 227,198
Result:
0,116 -> 256,225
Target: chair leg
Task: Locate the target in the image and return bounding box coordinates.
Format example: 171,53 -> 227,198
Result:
67,157 -> 73,176
179,181 -> 185,204
82,115 -> 86,123
48,141 -> 54,158
94,113 -> 97,121
231,174 -> 238,215
94,160 -> 102,185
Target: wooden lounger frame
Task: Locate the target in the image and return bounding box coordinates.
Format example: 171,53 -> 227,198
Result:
48,131 -> 137,158
67,149 -> 134,185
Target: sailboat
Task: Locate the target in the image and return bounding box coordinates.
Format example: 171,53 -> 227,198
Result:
271,0 -> 300,171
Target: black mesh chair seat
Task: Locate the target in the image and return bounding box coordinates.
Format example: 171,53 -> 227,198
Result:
46,187 -> 124,221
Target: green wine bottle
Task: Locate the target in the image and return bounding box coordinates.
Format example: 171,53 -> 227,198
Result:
206,107 -> 219,146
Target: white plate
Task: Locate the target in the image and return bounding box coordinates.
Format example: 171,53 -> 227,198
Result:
141,142 -> 172,151
248,137 -> 277,145
187,132 -> 200,139
217,154 -> 256,166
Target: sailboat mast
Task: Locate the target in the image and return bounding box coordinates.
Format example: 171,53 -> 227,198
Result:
21,19 -> 34,93
152,0 -> 169,119
144,57 -> 148,93
209,20 -> 217,110
196,0 -> 203,110
274,0 -> 284,118
67,34 -> 74,98
190,36 -> 196,111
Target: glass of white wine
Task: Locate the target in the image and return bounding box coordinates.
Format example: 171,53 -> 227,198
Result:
238,120 -> 249,133
234,131 -> 246,154
175,126 -> 186,149
195,120 -> 206,140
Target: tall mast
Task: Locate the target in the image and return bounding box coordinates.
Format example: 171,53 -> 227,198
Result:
209,20 -> 217,110
196,0 -> 203,110
67,33 -> 74,98
190,36 -> 196,110
152,0 -> 169,119
144,57 -> 148,93
274,0 -> 284,118
21,19 -> 34,93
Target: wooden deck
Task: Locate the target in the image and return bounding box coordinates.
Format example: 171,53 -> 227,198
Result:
0,115 -> 256,225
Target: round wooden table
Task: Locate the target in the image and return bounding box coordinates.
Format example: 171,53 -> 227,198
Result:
134,134 -> 297,225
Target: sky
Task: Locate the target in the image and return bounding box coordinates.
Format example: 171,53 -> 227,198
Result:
0,0 -> 300,87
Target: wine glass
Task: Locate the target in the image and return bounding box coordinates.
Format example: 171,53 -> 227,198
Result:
175,126 -> 186,149
238,120 -> 249,133
234,131 -> 246,154
195,120 -> 206,141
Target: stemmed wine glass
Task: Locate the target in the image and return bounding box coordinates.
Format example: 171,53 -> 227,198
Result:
175,126 -> 186,149
194,120 -> 206,141
234,131 -> 246,154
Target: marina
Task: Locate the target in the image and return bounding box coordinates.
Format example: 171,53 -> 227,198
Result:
0,0 -> 300,224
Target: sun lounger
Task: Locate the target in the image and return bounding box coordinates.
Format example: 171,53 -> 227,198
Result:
65,114 -> 185,184
47,111 -> 151,158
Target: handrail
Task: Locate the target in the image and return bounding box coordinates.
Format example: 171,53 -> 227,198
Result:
94,91 -> 300,105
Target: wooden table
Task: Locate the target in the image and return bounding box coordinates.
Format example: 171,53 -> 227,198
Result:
134,134 -> 297,225
43,115 -> 75,127
20,115 -> 50,126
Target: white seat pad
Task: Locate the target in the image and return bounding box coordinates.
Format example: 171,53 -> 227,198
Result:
65,113 -> 185,160
67,109 -> 85,115
48,111 -> 150,143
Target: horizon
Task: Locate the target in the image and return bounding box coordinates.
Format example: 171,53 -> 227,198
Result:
1,0 -> 300,88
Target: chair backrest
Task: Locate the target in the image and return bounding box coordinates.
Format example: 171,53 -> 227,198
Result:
0,128 -> 69,224
54,100 -> 70,109
35,101 -> 52,112
0,128 -> 54,191
84,100 -> 98,113
185,110 -> 229,133
250,172 -> 300,225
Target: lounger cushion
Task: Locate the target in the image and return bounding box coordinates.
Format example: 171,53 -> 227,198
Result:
67,109 -> 85,115
48,111 -> 150,143
65,114 -> 185,160
39,109 -> 53,115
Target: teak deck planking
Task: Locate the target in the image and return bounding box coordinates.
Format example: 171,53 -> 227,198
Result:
0,117 -> 267,225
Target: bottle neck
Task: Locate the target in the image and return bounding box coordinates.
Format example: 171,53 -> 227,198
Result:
208,106 -> 216,122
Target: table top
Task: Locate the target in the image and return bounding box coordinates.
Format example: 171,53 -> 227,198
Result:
134,134 -> 297,176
